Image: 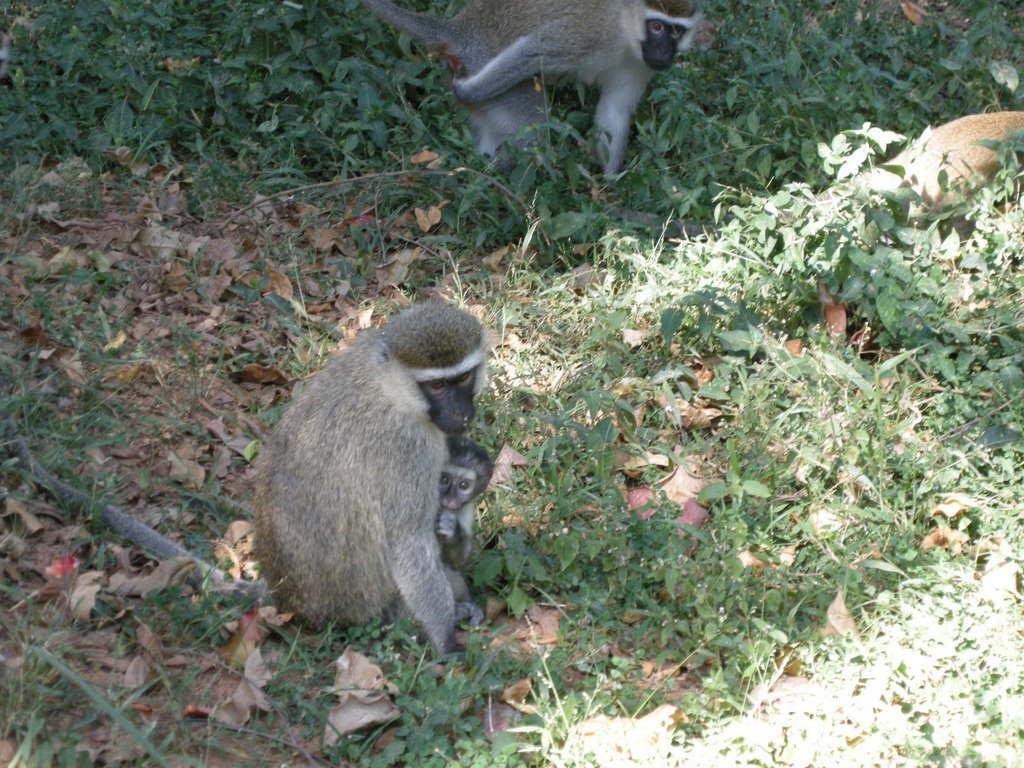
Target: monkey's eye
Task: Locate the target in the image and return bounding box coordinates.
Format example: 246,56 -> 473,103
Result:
458,480 -> 472,491
440,476 -> 450,489
426,380 -> 447,391
452,371 -> 473,385
648,20 -> 665,35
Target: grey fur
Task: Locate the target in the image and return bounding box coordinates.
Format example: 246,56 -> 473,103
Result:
253,303 -> 489,656
359,0 -> 703,173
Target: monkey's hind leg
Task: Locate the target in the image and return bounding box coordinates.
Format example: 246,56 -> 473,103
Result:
389,534 -> 461,655
446,566 -> 484,627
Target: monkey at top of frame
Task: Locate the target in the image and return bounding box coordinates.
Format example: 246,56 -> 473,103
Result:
253,302 -> 491,656
358,0 -> 705,174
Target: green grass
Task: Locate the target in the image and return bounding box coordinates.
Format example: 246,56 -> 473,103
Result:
2,0 -> 1024,764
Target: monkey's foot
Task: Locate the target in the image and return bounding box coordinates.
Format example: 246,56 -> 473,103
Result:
455,600 -> 484,627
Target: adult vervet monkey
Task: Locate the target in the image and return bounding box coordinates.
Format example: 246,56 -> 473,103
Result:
865,111 -> 1024,212
253,302 -> 490,656
359,0 -> 704,173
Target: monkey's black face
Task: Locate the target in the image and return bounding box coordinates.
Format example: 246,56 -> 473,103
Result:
420,367 -> 479,434
642,19 -> 688,71
439,471 -> 477,510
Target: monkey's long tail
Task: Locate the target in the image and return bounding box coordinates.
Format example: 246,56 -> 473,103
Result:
2,418 -> 267,601
360,0 -> 453,48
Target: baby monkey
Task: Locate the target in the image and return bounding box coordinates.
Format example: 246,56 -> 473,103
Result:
437,436 -> 493,568
437,436 -> 493,626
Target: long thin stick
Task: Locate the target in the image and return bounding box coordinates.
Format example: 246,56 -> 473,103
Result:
222,166 -> 528,226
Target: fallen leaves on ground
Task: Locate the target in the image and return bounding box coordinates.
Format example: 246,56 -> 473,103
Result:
820,591 -> 861,641
324,648 -> 400,745
213,648 -> 274,727
920,526 -> 968,555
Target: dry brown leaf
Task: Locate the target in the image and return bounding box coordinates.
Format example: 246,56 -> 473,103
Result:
809,506 -> 848,534
621,452 -> 671,471
108,557 -> 196,596
783,338 -> 804,356
123,655 -> 149,690
136,622 -> 163,658
901,0 -> 928,25
621,328 -> 646,347
306,226 -> 345,252
205,417 -> 254,457
232,363 -> 289,385
491,444 -> 527,486
256,605 -> 294,627
19,318 -> 58,350
219,610 -> 263,669
414,206 -> 443,233
103,361 -> 156,386
660,461 -> 706,504
213,649 -> 273,727
920,526 -> 968,555
195,236 -> 238,262
167,451 -> 205,490
779,544 -> 799,567
324,648 -> 400,746
820,591 -> 861,641
264,268 -> 293,300
162,261 -> 189,292
568,263 -> 603,293
377,247 -> 421,287
818,281 -> 848,336
482,245 -> 510,271
738,550 -> 765,576
668,399 -> 722,429
501,678 -> 533,710
526,605 -> 559,645
410,149 -> 440,165
223,520 -> 255,546
102,330 -> 129,352
4,498 -> 44,535
39,246 -> 83,278
135,226 -> 183,259
931,493 -> 978,519
242,645 -> 273,687
68,571 -> 104,621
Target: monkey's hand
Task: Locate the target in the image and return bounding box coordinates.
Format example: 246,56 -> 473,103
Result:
436,509 -> 458,541
455,600 -> 484,627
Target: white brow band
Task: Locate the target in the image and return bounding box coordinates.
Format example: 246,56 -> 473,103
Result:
411,346 -> 488,382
